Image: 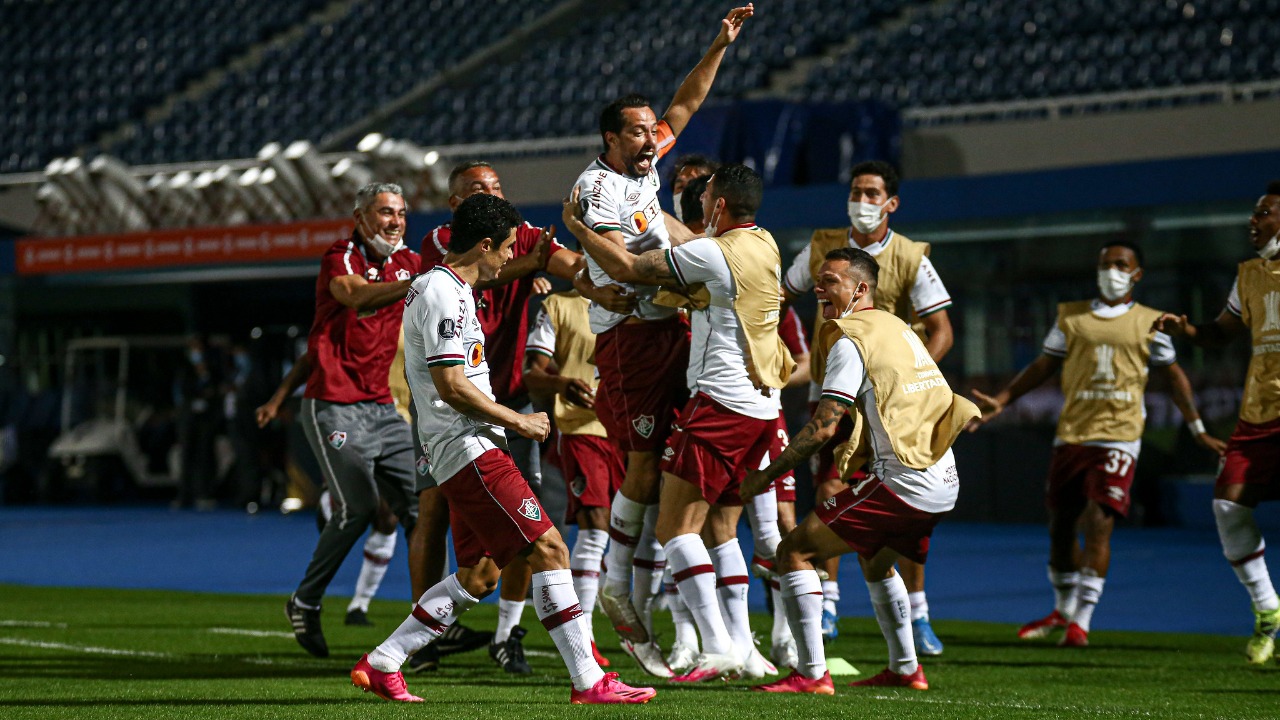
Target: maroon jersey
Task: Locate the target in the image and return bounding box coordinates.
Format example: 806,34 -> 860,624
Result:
305,234 -> 422,404
778,305 -> 810,357
421,221 -> 565,403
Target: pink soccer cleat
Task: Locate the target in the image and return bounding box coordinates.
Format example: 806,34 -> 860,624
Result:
668,652 -> 742,683
1058,622 -> 1089,647
1018,610 -> 1068,639
570,672 -> 657,704
849,665 -> 928,690
351,654 -> 423,702
752,669 -> 835,695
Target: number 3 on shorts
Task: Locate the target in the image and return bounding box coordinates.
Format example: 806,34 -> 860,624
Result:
1103,449 -> 1132,476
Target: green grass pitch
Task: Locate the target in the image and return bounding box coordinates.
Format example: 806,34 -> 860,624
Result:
0,584 -> 1275,719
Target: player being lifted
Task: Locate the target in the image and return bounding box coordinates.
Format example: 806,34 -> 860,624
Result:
569,4 -> 754,673
1155,181 -> 1280,664
350,194 -> 654,705
566,163 -> 791,681
970,241 -> 1224,647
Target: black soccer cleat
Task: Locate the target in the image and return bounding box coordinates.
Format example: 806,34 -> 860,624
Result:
406,644 -> 440,673
285,596 -> 328,658
489,626 -> 533,675
434,623 -> 492,657
345,608 -> 373,626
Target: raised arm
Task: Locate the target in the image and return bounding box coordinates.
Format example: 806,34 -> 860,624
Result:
742,396 -> 847,499
430,364 -> 549,441
663,5 -> 754,137
968,353 -> 1064,430
1158,361 -> 1227,455
1154,309 -> 1248,349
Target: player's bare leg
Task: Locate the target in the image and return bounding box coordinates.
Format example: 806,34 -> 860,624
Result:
408,487 -> 450,599
1019,499 -> 1085,640
657,473 -> 742,681
599,451 -> 661,643
1060,501 -> 1115,647
815,477 -> 845,640
1214,482 -> 1280,664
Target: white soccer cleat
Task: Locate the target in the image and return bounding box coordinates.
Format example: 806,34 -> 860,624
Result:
621,639 -> 674,678
769,639 -> 798,671
740,645 -> 779,680
669,652 -> 744,683
666,642 -> 700,674
598,585 -> 651,643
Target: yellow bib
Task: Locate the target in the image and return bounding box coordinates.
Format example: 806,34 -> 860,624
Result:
1236,259 -> 1280,424
536,291 -> 607,437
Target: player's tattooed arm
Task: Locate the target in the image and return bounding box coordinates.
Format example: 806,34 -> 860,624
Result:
562,187 -> 680,287
742,397 -> 848,499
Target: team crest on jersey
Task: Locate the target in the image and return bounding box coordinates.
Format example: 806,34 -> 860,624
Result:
570,476 -> 586,497
327,431 -> 347,449
416,456 -> 429,476
467,341 -> 485,367
517,497 -> 542,521
395,268 -> 411,281
632,414 -> 655,439
365,267 -> 380,281
438,318 -> 457,338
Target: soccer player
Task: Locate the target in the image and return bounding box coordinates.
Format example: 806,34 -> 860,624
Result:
970,241 -> 1224,647
744,247 -> 977,695
670,154 -> 719,225
350,194 -> 655,705
569,4 -> 754,667
283,183 -> 422,658
565,162 -> 791,681
1154,182 -> 1280,664
781,159 -> 952,653
524,289 -> 624,669
406,161 -> 633,674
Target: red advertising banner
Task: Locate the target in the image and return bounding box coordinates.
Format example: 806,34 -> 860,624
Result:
15,218 -> 354,275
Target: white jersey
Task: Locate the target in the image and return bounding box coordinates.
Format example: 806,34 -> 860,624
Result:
667,236 -> 781,421
402,264 -> 507,482
783,229 -> 952,317
1040,298 -> 1175,459
822,337 -> 958,513
574,151 -> 678,333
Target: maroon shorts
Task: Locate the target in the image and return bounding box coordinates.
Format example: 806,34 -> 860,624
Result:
594,316 -> 690,452
764,413 -> 797,502
1217,418 -> 1280,500
554,432 -> 626,523
1046,444 -> 1137,517
816,476 -> 941,564
440,449 -> 554,568
660,393 -> 774,507
811,405 -> 857,486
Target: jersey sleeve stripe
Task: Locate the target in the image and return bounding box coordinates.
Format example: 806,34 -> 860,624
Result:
342,241 -> 355,275
666,249 -> 688,286
916,298 -> 952,317
591,223 -> 623,233
1227,300 -> 1242,316
820,389 -> 857,406
525,345 -> 554,358
426,354 -> 465,367
782,273 -> 806,295
1042,346 -> 1067,358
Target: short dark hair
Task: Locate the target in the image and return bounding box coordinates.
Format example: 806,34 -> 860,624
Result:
1267,180 -> 1280,196
599,94 -> 651,146
1101,239 -> 1144,268
671,154 -> 719,183
447,160 -> 494,195
708,164 -> 763,219
450,194 -> 522,254
681,174 -> 710,224
850,160 -> 900,198
824,247 -> 880,290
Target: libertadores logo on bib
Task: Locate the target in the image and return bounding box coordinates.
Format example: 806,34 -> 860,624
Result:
632,414 -> 655,439
517,497 -> 541,521
327,431 -> 347,449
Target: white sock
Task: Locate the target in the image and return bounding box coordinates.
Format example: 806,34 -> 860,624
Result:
603,494 -> 647,595
664,533 -> 735,656
1072,569 -> 1106,631
907,590 -> 929,622
781,570 -> 826,679
369,573 -> 478,671
1049,566 -> 1081,618
494,598 -> 526,644
665,565 -> 700,649
347,530 -> 395,613
866,573 -> 917,676
532,569 -> 604,691
822,579 -> 840,616
571,529 -> 608,639
1214,499 -> 1280,612
769,577 -> 793,650
632,504 -> 664,626
747,486 -> 781,560
710,539 -> 753,659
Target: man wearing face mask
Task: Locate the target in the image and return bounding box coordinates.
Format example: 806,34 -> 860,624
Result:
970,240 -> 1224,649
285,183 -> 423,658
1154,181 -> 1280,665
742,247 -> 978,695
780,160 -> 952,653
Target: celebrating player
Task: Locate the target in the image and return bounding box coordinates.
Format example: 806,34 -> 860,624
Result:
744,248 -> 977,695
970,241 -> 1224,647
350,194 -> 654,705
1154,181 -> 1280,664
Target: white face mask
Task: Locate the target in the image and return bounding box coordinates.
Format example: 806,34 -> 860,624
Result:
672,191 -> 684,223
365,232 -> 400,258
1097,268 -> 1135,302
848,200 -> 886,235
1257,231 -> 1280,260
